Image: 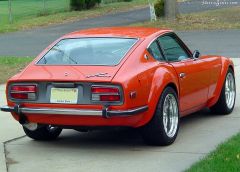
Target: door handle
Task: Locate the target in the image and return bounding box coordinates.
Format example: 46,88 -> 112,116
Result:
179,73 -> 186,78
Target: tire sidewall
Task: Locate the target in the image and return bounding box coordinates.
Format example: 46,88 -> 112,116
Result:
141,87 -> 180,145
157,87 -> 180,144
222,69 -> 236,113
23,125 -> 62,140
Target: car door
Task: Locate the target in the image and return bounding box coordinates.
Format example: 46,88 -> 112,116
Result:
157,33 -> 211,113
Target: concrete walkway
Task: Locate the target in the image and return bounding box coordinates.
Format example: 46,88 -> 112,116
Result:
0,59 -> 239,172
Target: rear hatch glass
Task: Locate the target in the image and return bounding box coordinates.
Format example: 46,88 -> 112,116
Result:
37,37 -> 138,66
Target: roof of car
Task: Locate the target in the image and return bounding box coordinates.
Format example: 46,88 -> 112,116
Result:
63,27 -> 172,39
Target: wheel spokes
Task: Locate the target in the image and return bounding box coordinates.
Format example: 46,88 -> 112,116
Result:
225,72 -> 235,109
162,94 -> 179,138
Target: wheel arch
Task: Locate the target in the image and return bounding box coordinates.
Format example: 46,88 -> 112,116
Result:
229,64 -> 234,73
166,82 -> 179,98
207,57 -> 235,108
136,66 -> 179,127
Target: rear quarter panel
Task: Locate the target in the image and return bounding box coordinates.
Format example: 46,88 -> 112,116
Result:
112,39 -> 179,127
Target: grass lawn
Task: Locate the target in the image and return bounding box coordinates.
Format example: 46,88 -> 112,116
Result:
0,0 -> 148,33
0,57 -> 34,84
186,133 -> 240,172
133,6 -> 240,30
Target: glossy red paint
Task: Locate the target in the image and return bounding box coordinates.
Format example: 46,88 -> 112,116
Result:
5,27 -> 234,128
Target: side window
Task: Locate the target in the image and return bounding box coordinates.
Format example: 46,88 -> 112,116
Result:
158,35 -> 189,62
148,41 -> 164,61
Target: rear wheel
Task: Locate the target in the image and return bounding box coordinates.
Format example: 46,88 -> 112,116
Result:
23,124 -> 62,141
210,68 -> 236,115
141,87 -> 179,146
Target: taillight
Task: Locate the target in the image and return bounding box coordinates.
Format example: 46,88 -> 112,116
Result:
10,85 -> 37,100
91,86 -> 121,102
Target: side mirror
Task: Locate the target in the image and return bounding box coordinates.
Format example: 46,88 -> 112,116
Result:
193,50 -> 200,59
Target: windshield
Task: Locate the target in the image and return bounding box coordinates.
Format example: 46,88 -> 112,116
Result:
37,38 -> 138,65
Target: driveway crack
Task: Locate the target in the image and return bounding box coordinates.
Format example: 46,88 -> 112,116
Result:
3,135 -> 26,172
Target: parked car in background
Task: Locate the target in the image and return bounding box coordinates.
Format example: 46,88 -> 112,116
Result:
1,27 -> 236,145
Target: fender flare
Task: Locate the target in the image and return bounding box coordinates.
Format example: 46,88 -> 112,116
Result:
207,57 -> 234,108
136,66 -> 179,127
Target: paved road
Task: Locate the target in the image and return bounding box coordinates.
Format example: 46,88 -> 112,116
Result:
0,58 -> 239,172
1,0 -> 240,57
0,8 -> 150,57
178,30 -> 240,58
179,0 -> 240,13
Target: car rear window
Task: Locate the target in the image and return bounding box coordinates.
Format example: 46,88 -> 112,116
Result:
37,38 -> 138,65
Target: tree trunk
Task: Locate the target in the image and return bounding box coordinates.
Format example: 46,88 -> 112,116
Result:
164,0 -> 178,20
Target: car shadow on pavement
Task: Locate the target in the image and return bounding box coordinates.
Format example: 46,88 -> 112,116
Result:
20,108 -> 222,150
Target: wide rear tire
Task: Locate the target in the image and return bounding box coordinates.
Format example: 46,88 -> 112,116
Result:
210,68 -> 236,115
141,87 -> 179,146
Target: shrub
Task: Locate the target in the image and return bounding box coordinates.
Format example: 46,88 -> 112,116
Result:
154,0 -> 164,18
102,0 -> 132,3
70,0 -> 101,11
85,0 -> 96,9
70,0 -> 85,11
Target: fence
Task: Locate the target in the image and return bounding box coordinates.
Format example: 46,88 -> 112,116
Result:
0,0 -> 70,24
0,0 -> 143,25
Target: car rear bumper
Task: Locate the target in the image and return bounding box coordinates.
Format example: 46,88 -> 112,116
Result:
0,105 -> 148,118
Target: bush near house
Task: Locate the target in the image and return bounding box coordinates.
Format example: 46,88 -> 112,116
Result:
154,0 -> 164,17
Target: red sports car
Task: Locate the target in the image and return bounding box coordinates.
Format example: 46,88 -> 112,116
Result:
1,27 -> 236,145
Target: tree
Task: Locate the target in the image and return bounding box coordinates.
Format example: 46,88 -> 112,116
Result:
164,0 -> 178,20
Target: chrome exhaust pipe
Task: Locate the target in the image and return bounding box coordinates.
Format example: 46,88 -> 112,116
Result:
23,123 -> 38,131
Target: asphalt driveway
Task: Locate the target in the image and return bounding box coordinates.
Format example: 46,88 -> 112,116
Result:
0,58 -> 239,172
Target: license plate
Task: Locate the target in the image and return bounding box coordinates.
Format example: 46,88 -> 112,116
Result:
50,88 -> 78,104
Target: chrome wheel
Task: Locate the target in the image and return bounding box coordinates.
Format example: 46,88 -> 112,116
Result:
163,94 -> 179,138
225,72 -> 235,109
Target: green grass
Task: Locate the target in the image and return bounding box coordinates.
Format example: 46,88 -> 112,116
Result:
0,0 -> 148,33
133,6 -> 240,30
0,57 -> 34,84
186,133 -> 240,172
0,0 -> 69,22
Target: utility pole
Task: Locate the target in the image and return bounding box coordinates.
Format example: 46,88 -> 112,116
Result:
8,0 -> 13,23
43,0 -> 46,14
164,0 -> 178,20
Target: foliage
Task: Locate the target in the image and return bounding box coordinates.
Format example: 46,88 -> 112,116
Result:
103,0 -> 132,3
70,0 -> 101,10
154,0 -> 164,17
